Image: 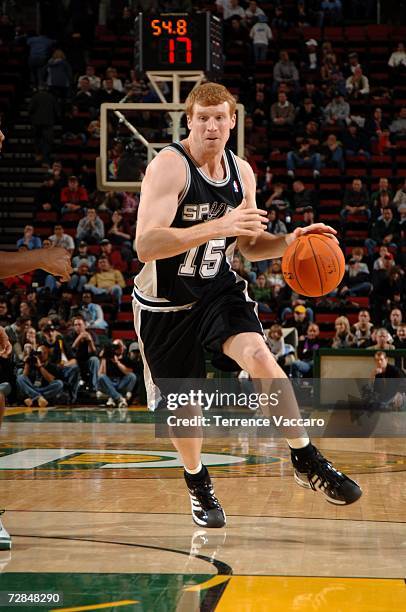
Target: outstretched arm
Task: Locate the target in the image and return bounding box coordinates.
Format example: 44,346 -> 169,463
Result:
0,247 -> 72,281
237,159 -> 337,261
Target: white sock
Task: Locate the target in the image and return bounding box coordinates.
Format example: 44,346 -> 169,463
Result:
185,461 -> 203,475
287,437 -> 310,449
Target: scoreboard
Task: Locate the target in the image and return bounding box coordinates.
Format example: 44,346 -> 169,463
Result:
135,13 -> 223,75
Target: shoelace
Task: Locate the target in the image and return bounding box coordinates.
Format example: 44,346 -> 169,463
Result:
191,482 -> 221,510
306,451 -> 345,492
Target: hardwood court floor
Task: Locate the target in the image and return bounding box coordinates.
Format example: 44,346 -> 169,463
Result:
0,406 -> 405,611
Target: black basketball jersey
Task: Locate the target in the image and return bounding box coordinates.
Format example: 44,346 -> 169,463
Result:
133,141 -> 245,310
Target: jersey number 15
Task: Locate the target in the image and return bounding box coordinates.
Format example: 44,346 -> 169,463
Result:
178,239 -> 226,279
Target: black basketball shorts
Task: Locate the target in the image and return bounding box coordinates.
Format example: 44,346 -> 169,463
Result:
132,280 -> 264,410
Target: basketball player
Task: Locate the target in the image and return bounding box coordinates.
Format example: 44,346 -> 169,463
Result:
0,128 -> 72,548
133,84 -> 362,528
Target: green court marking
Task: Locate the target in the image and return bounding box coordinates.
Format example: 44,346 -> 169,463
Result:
4,408 -> 154,424
0,573 -> 213,612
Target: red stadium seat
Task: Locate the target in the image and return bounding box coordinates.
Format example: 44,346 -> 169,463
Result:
345,26 -> 366,41
112,330 -> 134,340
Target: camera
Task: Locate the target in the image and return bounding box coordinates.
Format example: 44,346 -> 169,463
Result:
26,348 -> 42,366
103,343 -> 121,360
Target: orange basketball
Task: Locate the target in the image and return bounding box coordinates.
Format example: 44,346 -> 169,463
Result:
282,234 -> 345,297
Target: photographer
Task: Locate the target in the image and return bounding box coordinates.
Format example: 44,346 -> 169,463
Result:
42,323 -> 80,403
98,339 -> 136,409
67,316 -> 99,393
16,344 -> 64,408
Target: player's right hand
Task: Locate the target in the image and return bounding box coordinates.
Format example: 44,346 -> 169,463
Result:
40,247 -> 73,281
0,326 -> 12,358
218,199 -> 268,238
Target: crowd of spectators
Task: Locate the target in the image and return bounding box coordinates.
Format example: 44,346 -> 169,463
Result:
0,0 -> 405,410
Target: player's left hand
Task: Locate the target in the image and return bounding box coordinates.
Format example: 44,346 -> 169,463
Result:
286,223 -> 339,245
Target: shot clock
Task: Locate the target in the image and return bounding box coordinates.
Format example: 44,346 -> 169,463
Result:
135,13 -> 223,75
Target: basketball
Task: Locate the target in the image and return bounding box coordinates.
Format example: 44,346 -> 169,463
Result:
282,234 -> 345,297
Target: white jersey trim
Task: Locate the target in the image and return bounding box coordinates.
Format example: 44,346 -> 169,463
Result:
164,145 -> 191,206
132,286 -> 196,311
132,300 -> 160,411
177,142 -> 231,187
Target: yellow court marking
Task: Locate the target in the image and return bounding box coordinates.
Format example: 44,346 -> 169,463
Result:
215,576 -> 406,612
59,454 -> 163,464
4,406 -> 33,416
50,599 -> 138,612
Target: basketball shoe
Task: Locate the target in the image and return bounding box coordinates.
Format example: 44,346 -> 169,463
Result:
184,466 -> 226,528
291,444 -> 362,505
0,511 -> 11,550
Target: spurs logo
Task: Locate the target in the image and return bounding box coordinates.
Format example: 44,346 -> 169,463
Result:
208,202 -> 233,220
182,202 -> 233,222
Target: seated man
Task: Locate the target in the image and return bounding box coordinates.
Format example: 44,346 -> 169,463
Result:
339,258 -> 372,297
341,178 -> 371,222
72,240 -> 96,271
16,225 -> 42,250
389,107 -> 406,144
367,328 -> 394,351
100,238 -> 127,272
98,339 -> 137,409
342,123 -> 371,160
287,138 -> 322,179
49,224 -> 75,254
76,207 -> 105,244
84,256 -> 126,306
365,207 -> 400,258
351,309 -> 374,348
271,91 -> 295,126
16,344 -> 64,408
282,304 -> 313,341
372,351 -> 405,410
78,290 -> 108,330
60,176 -> 89,215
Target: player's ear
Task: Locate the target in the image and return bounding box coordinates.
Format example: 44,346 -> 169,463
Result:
186,114 -> 193,130
230,113 -> 236,129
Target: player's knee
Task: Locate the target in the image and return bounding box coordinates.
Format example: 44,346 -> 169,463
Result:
241,345 -> 272,369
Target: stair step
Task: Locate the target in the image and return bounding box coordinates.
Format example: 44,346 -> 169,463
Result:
8,138 -> 34,144
0,197 -> 34,204
0,167 -> 47,175
0,159 -> 45,169
3,152 -> 35,159
8,212 -> 32,219
0,181 -> 41,188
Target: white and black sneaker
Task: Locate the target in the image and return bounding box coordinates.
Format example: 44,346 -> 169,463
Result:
0,511 -> 11,550
184,466 -> 226,528
291,444 -> 362,505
